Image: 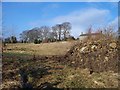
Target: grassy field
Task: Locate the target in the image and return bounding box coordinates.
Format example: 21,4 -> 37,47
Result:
3,41 -> 75,56
2,41 -> 119,89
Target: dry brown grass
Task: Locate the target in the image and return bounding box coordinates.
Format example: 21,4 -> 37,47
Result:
3,41 -> 76,56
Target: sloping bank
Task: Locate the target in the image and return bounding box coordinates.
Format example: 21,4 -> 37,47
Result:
63,38 -> 119,73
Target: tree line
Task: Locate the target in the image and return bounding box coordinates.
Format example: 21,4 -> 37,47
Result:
3,22 -> 75,44
20,22 -> 72,43
4,36 -> 17,43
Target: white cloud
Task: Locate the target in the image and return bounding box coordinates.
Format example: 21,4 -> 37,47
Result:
29,8 -> 110,38
108,17 -> 118,32
109,17 -> 118,26
52,8 -> 110,37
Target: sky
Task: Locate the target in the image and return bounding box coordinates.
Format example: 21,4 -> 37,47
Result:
2,2 -> 118,39
2,0 -> 120,2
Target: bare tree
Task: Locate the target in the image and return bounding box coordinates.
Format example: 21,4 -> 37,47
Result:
27,28 -> 39,43
86,26 -> 93,39
19,22 -> 72,43
20,27 -> 39,43
37,28 -> 43,41
40,26 -> 50,40
20,30 -> 29,43
103,26 -> 116,39
52,25 -> 58,41
56,24 -> 63,41
62,22 -> 71,40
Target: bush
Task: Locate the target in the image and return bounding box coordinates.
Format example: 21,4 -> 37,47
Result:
38,40 -> 42,43
34,39 -> 40,44
66,36 -> 75,41
34,39 -> 41,44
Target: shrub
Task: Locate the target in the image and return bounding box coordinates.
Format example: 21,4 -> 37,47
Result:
34,39 -> 40,44
38,40 -> 42,43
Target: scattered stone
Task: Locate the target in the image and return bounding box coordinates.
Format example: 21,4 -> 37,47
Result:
80,47 -> 87,53
91,45 -> 97,51
64,39 -> 118,73
104,57 -> 109,62
71,61 -> 75,64
109,42 -> 117,49
94,80 -> 104,86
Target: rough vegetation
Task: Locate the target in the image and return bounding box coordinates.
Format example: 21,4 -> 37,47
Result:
1,30 -> 119,89
2,53 -> 119,89
64,37 -> 119,73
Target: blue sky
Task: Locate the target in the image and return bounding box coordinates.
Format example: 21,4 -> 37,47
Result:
2,2 -> 118,39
